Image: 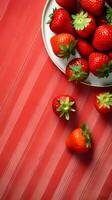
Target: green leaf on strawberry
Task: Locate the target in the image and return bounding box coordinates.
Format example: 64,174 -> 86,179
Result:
57,97 -> 76,120
97,92 -> 112,109
47,8 -> 57,24
72,11 -> 91,30
97,60 -> 112,78
80,124 -> 92,148
58,41 -> 76,59
106,5 -> 112,25
69,64 -> 88,81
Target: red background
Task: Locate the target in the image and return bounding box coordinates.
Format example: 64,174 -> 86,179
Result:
0,0 -> 112,199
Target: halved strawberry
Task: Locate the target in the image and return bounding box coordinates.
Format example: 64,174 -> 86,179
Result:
72,11 -> 96,38
52,95 -> 76,120
95,92 -> 112,113
66,58 -> 89,82
66,124 -> 92,153
89,52 -> 112,77
50,33 -> 77,59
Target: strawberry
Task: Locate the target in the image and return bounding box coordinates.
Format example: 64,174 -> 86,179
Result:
56,0 -> 77,13
89,52 -> 112,77
50,33 -> 77,59
72,11 -> 96,38
66,124 -> 92,153
80,0 -> 105,17
52,95 -> 76,120
77,39 -> 94,58
47,8 -> 75,35
66,58 -> 89,82
92,24 -> 112,52
95,92 -> 112,114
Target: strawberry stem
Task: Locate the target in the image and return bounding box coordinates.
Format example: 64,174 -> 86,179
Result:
97,92 -> 112,109
69,64 -> 88,81
57,97 -> 76,120
72,11 -> 91,30
58,41 -> 76,59
80,124 -> 92,148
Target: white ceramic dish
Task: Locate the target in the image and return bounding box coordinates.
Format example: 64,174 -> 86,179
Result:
41,0 -> 112,87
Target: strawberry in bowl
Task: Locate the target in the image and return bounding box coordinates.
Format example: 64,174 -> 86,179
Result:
80,0 -> 105,17
50,33 -> 77,59
47,8 -> 75,35
56,0 -> 78,13
77,39 -> 94,58
89,52 -> 112,78
66,58 -> 89,82
72,11 -> 96,38
92,24 -> 112,52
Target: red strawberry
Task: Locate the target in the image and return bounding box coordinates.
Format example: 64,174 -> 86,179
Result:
72,11 -> 96,38
77,39 -> 94,58
50,33 -> 77,59
95,92 -> 112,114
92,24 -> 112,52
66,124 -> 92,153
89,52 -> 112,77
80,0 -> 105,17
56,0 -> 77,13
66,58 -> 89,82
47,8 -> 75,35
52,95 -> 76,120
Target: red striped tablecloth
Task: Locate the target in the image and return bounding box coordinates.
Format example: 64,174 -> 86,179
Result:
0,0 -> 112,199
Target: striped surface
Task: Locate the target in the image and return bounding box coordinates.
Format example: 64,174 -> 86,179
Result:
0,0 -> 112,199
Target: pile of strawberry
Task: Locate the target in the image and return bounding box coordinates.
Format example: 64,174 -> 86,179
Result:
47,0 -> 112,154
48,0 -> 112,81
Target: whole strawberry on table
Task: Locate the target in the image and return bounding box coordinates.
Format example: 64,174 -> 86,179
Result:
48,0 -> 112,82
52,95 -> 76,120
66,124 -> 92,153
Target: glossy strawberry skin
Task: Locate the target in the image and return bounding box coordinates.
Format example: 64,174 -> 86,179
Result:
50,33 -> 76,59
95,92 -> 112,114
66,58 -> 89,82
52,95 -> 76,120
66,125 -> 92,153
49,8 -> 75,35
75,15 -> 96,38
77,39 -> 94,58
89,52 -> 110,77
93,25 -> 112,52
80,0 -> 105,17
56,0 -> 77,13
